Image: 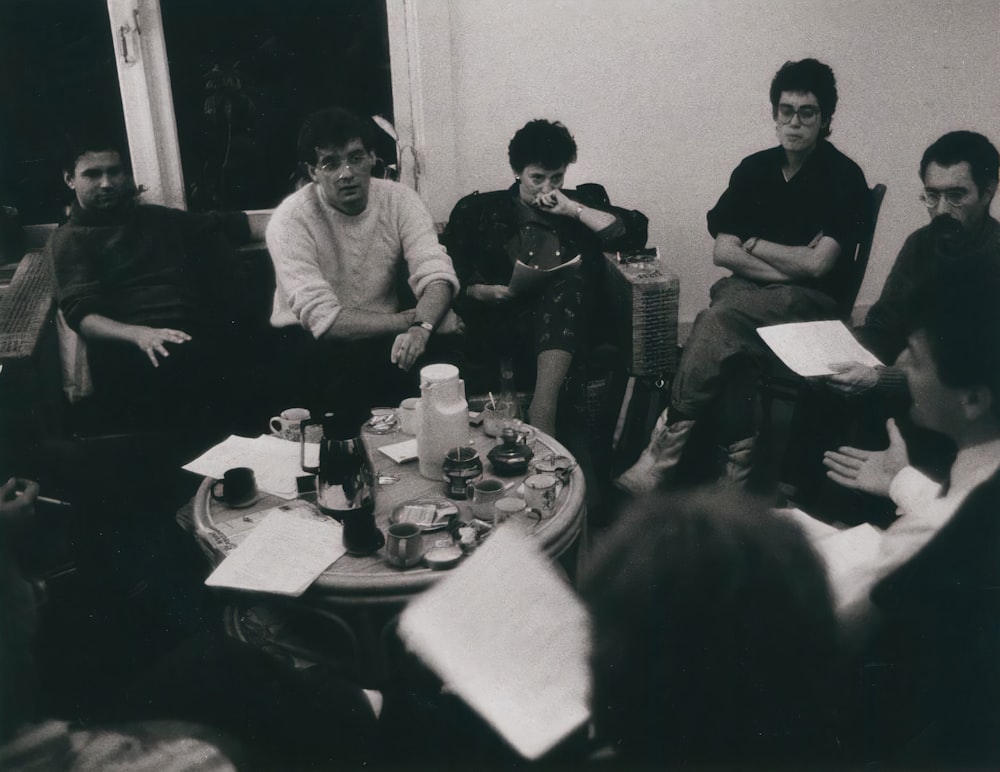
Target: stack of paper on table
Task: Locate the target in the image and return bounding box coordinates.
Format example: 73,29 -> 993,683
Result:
397,526 -> 591,760
182,434 -> 319,498
205,507 -> 346,596
757,320 -> 883,377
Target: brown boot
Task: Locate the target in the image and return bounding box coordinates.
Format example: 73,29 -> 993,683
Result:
719,434 -> 756,485
614,411 -> 696,494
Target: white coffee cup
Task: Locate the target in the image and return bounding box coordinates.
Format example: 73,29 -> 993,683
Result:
397,397 -> 421,435
523,473 -> 559,518
270,407 -> 311,442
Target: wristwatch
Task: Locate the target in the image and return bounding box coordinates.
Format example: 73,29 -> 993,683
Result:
410,320 -> 434,333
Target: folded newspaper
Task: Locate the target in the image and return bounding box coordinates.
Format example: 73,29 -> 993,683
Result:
757,320 -> 883,377
507,254 -> 581,297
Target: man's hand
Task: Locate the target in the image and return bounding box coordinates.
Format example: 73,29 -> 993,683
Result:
468,284 -> 512,304
129,326 -> 191,367
391,327 -> 430,371
436,310 -> 465,335
823,419 -> 910,498
825,361 -> 879,395
532,189 -> 578,218
0,477 -> 39,524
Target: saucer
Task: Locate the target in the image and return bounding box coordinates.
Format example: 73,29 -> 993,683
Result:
224,493 -> 261,509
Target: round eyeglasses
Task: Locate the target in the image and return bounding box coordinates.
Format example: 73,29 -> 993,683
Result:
776,104 -> 820,125
316,150 -> 372,174
919,189 -> 971,209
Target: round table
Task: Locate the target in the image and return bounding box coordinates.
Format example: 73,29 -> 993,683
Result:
188,422 -> 587,684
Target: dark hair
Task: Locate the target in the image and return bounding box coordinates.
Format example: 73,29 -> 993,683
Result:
919,131 -> 1000,194
507,119 -> 578,174
918,255 -> 1000,419
61,131 -> 129,176
769,58 -> 838,139
582,488 -> 842,766
296,107 -> 375,165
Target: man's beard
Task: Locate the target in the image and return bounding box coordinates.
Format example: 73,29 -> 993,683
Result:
930,214 -> 964,247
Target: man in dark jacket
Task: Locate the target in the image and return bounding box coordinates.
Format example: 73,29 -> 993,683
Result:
49,135 -> 254,434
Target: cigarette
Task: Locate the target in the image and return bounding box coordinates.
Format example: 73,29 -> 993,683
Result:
14,490 -> 71,507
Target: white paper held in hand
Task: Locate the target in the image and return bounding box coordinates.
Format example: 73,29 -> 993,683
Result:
757,320 -> 883,378
397,526 -> 591,759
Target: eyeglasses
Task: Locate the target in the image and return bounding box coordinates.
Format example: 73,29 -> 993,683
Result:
919,189 -> 972,208
316,150 -> 372,174
776,104 -> 820,125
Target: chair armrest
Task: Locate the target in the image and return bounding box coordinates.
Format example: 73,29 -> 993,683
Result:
0,249 -> 55,366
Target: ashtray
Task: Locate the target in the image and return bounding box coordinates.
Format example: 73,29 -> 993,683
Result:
364,408 -> 399,435
390,499 -> 459,532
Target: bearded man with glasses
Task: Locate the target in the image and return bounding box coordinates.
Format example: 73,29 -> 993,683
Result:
617,58 -> 872,494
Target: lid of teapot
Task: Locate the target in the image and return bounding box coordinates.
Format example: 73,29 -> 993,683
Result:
320,411 -> 362,441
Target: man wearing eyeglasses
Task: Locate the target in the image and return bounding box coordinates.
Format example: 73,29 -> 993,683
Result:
266,107 -> 461,416
617,58 -> 871,494
824,131 -> 999,397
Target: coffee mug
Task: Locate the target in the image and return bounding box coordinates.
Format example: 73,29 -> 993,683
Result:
270,407 -> 312,442
471,477 -> 506,520
397,397 -> 421,435
493,496 -> 527,525
385,522 -> 425,568
524,473 -> 559,518
211,467 -> 258,508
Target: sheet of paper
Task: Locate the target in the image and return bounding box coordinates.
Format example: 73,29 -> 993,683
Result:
757,320 -> 883,377
182,434 -> 318,498
377,438 -> 418,464
397,527 -> 591,760
507,254 -> 581,297
205,507 -> 346,596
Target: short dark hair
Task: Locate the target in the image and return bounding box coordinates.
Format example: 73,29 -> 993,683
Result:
296,107 -> 375,165
507,119 -> 578,174
918,254 -> 1000,419
769,59 -> 838,139
582,488 -> 841,766
919,131 -> 1000,194
61,131 -> 129,176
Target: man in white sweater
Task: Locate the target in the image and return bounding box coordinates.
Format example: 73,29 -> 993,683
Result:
266,107 -> 462,416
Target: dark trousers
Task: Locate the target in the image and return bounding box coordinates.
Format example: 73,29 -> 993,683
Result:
672,277 -> 839,426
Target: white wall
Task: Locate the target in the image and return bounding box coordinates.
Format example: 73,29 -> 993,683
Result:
411,0 -> 1000,324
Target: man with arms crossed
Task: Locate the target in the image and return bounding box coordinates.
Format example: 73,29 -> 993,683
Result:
266,107 -> 461,417
617,58 -> 871,493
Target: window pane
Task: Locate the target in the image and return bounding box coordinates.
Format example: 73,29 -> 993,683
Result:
160,0 -> 395,212
0,0 -> 127,225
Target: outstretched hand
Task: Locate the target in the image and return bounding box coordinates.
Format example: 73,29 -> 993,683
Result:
129,326 -> 191,367
823,418 -> 909,498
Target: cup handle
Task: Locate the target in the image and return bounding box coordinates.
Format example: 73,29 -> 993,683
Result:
211,480 -> 225,502
374,528 -> 386,550
269,417 -> 284,434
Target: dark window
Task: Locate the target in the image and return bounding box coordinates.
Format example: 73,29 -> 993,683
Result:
0,0 -> 127,225
160,0 -> 396,212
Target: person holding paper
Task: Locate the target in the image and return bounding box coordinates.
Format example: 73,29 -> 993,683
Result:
820,259 -> 1000,765
788,132 -> 999,505
441,119 -> 648,435
617,59 -> 871,493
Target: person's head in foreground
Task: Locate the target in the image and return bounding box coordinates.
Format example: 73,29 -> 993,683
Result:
919,131 -> 998,248
507,119 -> 578,207
298,107 -> 377,216
581,488 -> 842,766
769,58 -> 838,155
902,253 -> 1000,444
